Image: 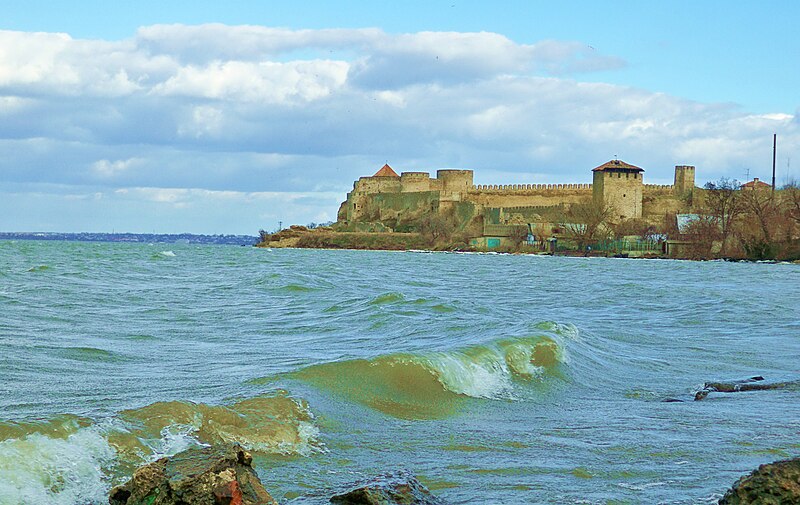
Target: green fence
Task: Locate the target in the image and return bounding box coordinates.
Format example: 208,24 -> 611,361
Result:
589,239 -> 662,252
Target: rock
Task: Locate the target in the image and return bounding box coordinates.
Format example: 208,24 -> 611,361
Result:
109,444 -> 276,505
719,458 -> 800,504
329,472 -> 445,504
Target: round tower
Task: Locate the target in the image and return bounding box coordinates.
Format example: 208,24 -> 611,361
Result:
436,169 -> 474,193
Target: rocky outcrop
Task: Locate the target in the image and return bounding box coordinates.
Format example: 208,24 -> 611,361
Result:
719,458 -> 800,504
330,472 -> 445,504
109,444 -> 276,505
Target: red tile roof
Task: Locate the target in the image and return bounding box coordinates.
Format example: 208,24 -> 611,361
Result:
373,164 -> 399,177
741,178 -> 771,189
592,159 -> 644,172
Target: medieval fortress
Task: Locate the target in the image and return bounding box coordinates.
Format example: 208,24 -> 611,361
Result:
337,160 -> 698,239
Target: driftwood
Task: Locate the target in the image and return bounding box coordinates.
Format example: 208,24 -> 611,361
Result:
694,376 -> 800,401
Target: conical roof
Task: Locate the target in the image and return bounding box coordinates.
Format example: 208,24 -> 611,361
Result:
592,159 -> 644,172
373,164 -> 399,177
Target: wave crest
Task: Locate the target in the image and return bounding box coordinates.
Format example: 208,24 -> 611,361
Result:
116,391 -> 323,458
294,335 -> 566,419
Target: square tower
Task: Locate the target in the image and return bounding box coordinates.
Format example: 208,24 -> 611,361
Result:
591,159 -> 644,220
673,165 -> 695,195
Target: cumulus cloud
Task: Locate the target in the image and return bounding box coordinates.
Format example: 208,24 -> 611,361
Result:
151,59 -> 348,103
0,24 -> 798,232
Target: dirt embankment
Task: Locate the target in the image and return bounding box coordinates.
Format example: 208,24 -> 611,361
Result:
256,226 -> 439,251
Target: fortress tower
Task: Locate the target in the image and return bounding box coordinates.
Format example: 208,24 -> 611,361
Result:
673,165 -> 695,196
436,169 -> 474,194
400,172 -> 431,192
592,159 -> 644,220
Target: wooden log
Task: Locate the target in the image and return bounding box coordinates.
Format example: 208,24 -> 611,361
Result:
694,376 -> 799,401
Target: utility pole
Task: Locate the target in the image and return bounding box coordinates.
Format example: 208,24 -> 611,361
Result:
772,133 -> 777,194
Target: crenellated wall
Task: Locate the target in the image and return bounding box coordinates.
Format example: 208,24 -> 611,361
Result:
339,163 -> 700,232
472,183 -> 592,191
468,185 -> 591,209
643,184 -> 674,194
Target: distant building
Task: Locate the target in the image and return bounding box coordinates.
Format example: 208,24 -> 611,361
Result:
337,160 -> 698,244
741,178 -> 772,190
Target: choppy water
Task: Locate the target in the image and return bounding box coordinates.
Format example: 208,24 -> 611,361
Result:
1,241 -> 799,504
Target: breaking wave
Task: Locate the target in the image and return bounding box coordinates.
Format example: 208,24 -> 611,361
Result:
115,391 -> 323,459
0,392 -> 322,505
0,423 -> 114,505
294,335 -> 567,419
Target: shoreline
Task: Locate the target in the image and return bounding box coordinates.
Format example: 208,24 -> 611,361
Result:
255,229 -> 800,264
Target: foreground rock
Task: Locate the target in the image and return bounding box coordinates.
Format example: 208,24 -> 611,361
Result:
330,472 -> 445,504
109,444 -> 276,505
719,458 -> 800,504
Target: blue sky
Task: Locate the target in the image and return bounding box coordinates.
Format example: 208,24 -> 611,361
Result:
1,1 -> 798,233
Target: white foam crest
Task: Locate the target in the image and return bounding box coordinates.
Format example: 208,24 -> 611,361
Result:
160,250 -> 176,257
503,344 -> 545,378
137,400 -> 324,458
554,322 -> 580,340
274,420 -> 325,457
0,427 -> 115,505
144,423 -> 207,461
425,350 -> 516,400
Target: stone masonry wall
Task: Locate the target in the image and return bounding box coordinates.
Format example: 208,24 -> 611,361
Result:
466,186 -> 592,208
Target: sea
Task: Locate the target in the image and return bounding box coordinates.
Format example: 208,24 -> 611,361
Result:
1,240 -> 798,505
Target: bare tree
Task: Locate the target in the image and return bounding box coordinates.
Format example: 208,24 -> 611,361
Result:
508,225 -> 529,251
558,200 -> 612,249
740,187 -> 779,243
703,178 -> 743,256
784,181 -> 800,226
681,215 -> 721,259
418,214 -> 453,245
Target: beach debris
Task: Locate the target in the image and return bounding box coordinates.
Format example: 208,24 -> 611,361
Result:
719,457 -> 800,504
330,472 -> 445,504
694,376 -> 800,401
109,443 -> 276,505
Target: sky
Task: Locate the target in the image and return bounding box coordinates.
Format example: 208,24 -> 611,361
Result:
1,0 -> 799,234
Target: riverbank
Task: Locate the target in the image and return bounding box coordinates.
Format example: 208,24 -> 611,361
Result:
255,226 -> 800,262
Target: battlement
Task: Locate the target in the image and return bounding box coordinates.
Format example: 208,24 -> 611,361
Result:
501,204 -> 567,213
471,183 -> 592,192
643,184 -> 674,192
400,172 -> 430,179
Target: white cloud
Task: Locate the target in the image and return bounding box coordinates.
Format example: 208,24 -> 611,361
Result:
151,59 -> 348,103
0,24 -> 798,233
91,157 -> 143,177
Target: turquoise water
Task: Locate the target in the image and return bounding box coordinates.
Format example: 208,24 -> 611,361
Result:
1,241 -> 799,504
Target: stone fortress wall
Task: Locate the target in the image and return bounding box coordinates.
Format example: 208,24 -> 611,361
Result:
340,161 -> 697,229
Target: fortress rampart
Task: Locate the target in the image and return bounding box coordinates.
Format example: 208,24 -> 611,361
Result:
339,161 -> 697,228
643,184 -> 675,193
472,183 -> 592,191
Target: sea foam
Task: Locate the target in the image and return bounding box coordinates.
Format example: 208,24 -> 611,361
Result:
0,427 -> 115,505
